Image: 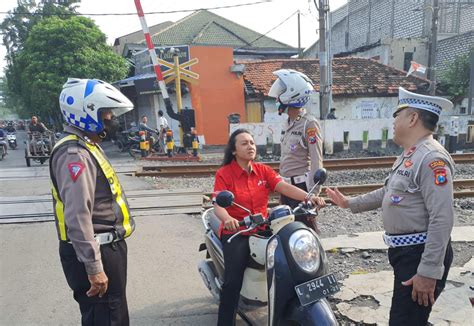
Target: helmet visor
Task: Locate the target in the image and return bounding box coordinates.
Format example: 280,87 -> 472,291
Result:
268,79 -> 286,98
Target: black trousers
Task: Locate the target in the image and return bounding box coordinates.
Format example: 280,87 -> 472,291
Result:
388,241 -> 453,326
217,234 -> 250,326
59,240 -> 129,326
280,180 -> 307,209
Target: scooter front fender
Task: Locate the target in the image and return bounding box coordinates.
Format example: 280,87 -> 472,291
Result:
285,297 -> 337,326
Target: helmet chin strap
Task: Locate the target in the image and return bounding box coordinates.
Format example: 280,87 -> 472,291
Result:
278,103 -> 288,116
98,130 -> 107,139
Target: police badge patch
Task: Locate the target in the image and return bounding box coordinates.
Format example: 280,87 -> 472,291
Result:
434,168 -> 448,186
306,127 -> 317,144
390,195 -> 404,205
68,162 -> 85,182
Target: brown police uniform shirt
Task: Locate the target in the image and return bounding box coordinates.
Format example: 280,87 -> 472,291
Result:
280,110 -> 323,190
51,125 -> 118,275
348,136 -> 455,279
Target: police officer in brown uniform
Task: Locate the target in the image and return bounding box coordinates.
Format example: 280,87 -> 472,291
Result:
327,87 -> 455,325
268,69 -> 323,208
50,78 -> 135,325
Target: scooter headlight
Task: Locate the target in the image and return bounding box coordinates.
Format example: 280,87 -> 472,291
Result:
288,229 -> 320,273
266,237 -> 279,269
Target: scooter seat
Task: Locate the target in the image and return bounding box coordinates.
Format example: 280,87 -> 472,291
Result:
208,210 -> 222,239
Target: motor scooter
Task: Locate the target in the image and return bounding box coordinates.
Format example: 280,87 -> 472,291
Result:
198,169 -> 339,325
6,132 -> 17,150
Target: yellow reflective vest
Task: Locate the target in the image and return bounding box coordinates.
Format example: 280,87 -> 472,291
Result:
50,134 -> 134,241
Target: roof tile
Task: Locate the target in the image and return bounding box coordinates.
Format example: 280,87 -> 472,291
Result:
242,57 -> 430,96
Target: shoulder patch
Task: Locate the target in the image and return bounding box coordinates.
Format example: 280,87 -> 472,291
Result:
429,160 -> 446,170
434,168 -> 448,186
68,162 -> 85,182
306,127 -> 318,144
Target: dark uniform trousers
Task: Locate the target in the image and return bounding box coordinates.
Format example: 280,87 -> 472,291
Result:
59,240 -> 129,326
388,241 -> 453,326
280,180 -> 307,208
217,234 -> 250,326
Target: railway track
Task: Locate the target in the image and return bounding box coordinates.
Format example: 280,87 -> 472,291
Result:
202,179 -> 474,207
136,153 -> 474,177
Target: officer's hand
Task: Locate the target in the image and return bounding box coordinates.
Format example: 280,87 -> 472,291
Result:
325,187 -> 349,208
223,217 -> 240,233
308,195 -> 326,208
86,271 -> 109,298
402,274 -> 436,306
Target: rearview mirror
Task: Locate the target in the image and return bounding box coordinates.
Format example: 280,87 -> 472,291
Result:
313,168 -> 327,186
215,191 -> 234,208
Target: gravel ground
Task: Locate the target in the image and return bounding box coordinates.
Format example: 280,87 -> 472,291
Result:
145,164 -> 474,192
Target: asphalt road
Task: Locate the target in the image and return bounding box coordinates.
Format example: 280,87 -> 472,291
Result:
0,131 -> 227,325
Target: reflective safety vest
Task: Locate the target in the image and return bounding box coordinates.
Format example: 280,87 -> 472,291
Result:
50,134 -> 134,241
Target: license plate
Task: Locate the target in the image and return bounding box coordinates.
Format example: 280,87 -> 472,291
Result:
295,273 -> 340,306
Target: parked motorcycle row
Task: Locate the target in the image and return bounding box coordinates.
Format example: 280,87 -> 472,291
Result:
114,122 -> 164,158
198,169 -> 340,325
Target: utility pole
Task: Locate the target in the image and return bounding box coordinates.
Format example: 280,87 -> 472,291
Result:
427,0 -> 439,95
468,50 -> 474,115
297,11 -> 302,58
316,0 -> 330,120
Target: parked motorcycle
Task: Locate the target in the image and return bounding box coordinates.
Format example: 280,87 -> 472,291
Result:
198,169 -> 339,325
128,129 -> 164,158
6,132 -> 17,150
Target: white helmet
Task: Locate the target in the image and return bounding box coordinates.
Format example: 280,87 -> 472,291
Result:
268,69 -> 314,108
59,78 -> 133,133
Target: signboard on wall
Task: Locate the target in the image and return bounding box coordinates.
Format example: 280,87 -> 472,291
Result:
353,101 -> 379,119
134,45 -> 190,75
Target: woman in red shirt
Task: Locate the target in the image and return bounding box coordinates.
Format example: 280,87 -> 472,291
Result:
214,129 -> 325,325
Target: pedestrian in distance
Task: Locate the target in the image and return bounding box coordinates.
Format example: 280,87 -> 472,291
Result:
326,87 -> 455,325
267,69 -> 323,208
326,108 -> 337,119
50,78 -> 136,326
213,128 -> 326,326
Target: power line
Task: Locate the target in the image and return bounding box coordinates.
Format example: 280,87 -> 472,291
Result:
0,0 -> 272,16
236,10 -> 299,50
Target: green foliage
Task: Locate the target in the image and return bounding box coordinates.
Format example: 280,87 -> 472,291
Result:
438,50 -> 472,100
1,0 -> 80,57
15,16 -> 128,128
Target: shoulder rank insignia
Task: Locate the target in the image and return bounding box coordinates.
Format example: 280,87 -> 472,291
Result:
68,162 -> 85,182
434,168 -> 447,186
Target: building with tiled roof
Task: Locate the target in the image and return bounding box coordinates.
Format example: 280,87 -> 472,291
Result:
113,21 -> 173,56
241,57 -> 438,121
243,57 -> 430,97
149,10 -> 297,58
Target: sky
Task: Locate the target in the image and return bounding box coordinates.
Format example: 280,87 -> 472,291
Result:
0,0 -> 348,74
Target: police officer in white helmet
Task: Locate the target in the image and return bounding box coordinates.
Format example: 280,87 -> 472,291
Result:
51,78 -> 135,325
268,69 -> 323,211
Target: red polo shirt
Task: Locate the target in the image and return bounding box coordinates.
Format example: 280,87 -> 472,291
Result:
213,159 -> 283,235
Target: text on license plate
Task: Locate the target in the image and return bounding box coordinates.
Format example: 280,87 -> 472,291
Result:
294,273 -> 340,306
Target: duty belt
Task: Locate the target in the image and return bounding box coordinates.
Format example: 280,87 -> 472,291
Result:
68,232 -> 119,246
383,231 -> 427,248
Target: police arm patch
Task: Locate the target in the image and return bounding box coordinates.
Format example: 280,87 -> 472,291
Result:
434,168 -> 448,186
306,127 -> 318,144
429,159 -> 446,170
68,162 -> 85,182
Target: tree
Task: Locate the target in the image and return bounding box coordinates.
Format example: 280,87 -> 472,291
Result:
1,0 -> 80,59
16,16 -> 128,128
438,50 -> 472,101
